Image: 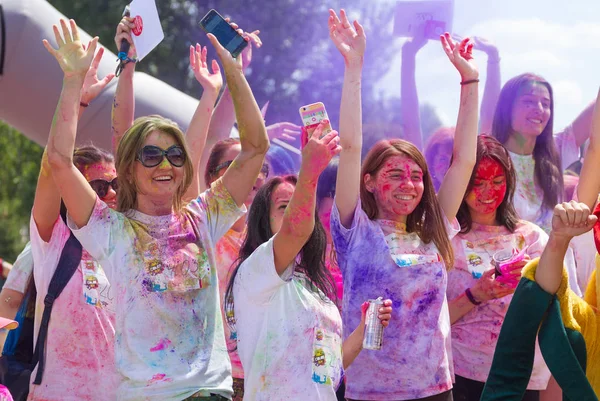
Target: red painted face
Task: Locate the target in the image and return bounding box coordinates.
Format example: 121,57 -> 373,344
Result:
366,155 -> 425,223
465,157 -> 507,216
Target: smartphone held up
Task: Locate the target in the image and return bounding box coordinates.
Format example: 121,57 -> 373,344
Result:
200,9 -> 248,58
299,102 -> 333,147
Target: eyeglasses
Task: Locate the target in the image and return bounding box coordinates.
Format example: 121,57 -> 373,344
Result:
89,178 -> 119,198
212,160 -> 270,177
136,145 -> 186,168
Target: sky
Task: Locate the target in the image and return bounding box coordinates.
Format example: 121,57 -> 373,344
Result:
377,0 -> 600,130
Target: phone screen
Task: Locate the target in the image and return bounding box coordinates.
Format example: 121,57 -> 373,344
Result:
200,10 -> 247,57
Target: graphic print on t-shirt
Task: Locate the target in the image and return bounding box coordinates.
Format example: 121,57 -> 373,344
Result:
81,250 -> 114,312
311,326 -> 342,386
383,232 -> 442,268
140,241 -> 211,293
462,233 -> 525,278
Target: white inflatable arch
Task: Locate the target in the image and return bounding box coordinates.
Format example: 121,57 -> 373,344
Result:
0,0 -> 199,151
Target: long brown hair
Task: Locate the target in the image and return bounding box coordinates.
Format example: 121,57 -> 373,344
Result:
115,116 -> 194,213
360,139 -> 454,268
457,135 -> 520,233
492,73 -> 563,211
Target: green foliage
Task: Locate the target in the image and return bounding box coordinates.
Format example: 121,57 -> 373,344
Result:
0,121 -> 43,262
47,0 -> 442,138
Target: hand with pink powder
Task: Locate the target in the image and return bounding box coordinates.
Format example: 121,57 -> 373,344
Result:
359,299 -> 393,328
343,299 -> 393,369
440,32 -> 478,81
300,120 -> 342,180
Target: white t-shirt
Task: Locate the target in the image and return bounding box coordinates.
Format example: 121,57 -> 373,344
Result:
233,238 -> 343,401
447,221 -> 551,390
4,242 -> 34,294
510,126 -> 579,233
28,216 -> 118,401
68,179 -> 244,401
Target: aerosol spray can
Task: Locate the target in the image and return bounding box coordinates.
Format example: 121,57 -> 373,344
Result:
363,297 -> 384,350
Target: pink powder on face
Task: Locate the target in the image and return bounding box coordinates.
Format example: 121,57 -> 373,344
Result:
150,338 -> 172,352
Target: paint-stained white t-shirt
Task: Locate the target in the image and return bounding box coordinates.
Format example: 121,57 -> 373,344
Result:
233,237 -> 343,401
68,179 -> 244,401
29,216 -> 118,401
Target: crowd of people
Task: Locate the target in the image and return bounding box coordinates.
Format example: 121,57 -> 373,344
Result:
0,7 -> 599,401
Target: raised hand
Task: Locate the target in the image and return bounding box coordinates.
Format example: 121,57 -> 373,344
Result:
440,32 -> 478,80
241,30 -> 262,71
189,43 -> 223,94
328,9 -> 366,67
452,34 -> 499,59
114,16 -> 137,59
551,201 -> 598,239
80,47 -> 115,105
43,19 -> 98,78
206,19 -> 249,72
267,122 -> 302,143
301,120 -> 342,179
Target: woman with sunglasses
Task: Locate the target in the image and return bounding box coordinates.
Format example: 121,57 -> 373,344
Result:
26,26 -> 119,398
28,143 -> 120,401
43,18 -> 268,401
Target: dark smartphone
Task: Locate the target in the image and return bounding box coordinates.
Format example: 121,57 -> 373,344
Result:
200,9 -> 248,58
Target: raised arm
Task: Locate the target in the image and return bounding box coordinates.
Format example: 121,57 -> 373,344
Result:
400,27 -> 428,149
535,201 -> 596,294
474,36 -> 501,135
79,46 -> 115,120
576,88 -> 600,209
206,26 -> 269,207
571,100 -> 596,148
436,34 -> 479,221
111,16 -> 137,153
183,44 -> 222,201
273,122 -> 341,273
199,31 -> 261,192
329,9 -> 366,228
43,19 -> 99,229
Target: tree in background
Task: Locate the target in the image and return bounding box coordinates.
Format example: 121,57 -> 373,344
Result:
48,0 -> 442,138
0,121 -> 43,262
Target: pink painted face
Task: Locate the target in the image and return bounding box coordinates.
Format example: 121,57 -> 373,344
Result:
269,181 -> 295,235
464,157 -> 507,216
81,162 -> 117,210
133,130 -> 185,203
510,82 -> 551,138
366,155 -> 425,223
317,196 -> 334,242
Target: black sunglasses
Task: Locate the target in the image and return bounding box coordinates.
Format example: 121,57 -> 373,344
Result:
89,178 -> 119,198
136,145 -> 186,168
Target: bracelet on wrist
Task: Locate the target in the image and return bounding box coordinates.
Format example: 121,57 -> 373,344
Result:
465,288 -> 481,305
460,79 -> 480,86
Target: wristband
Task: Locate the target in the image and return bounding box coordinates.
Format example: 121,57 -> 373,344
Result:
80,101 -> 89,108
460,79 -> 480,86
465,288 -> 481,305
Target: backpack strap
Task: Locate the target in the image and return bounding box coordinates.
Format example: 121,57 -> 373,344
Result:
31,229 -> 82,385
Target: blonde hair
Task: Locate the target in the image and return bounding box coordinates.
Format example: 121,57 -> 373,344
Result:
115,115 -> 193,213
